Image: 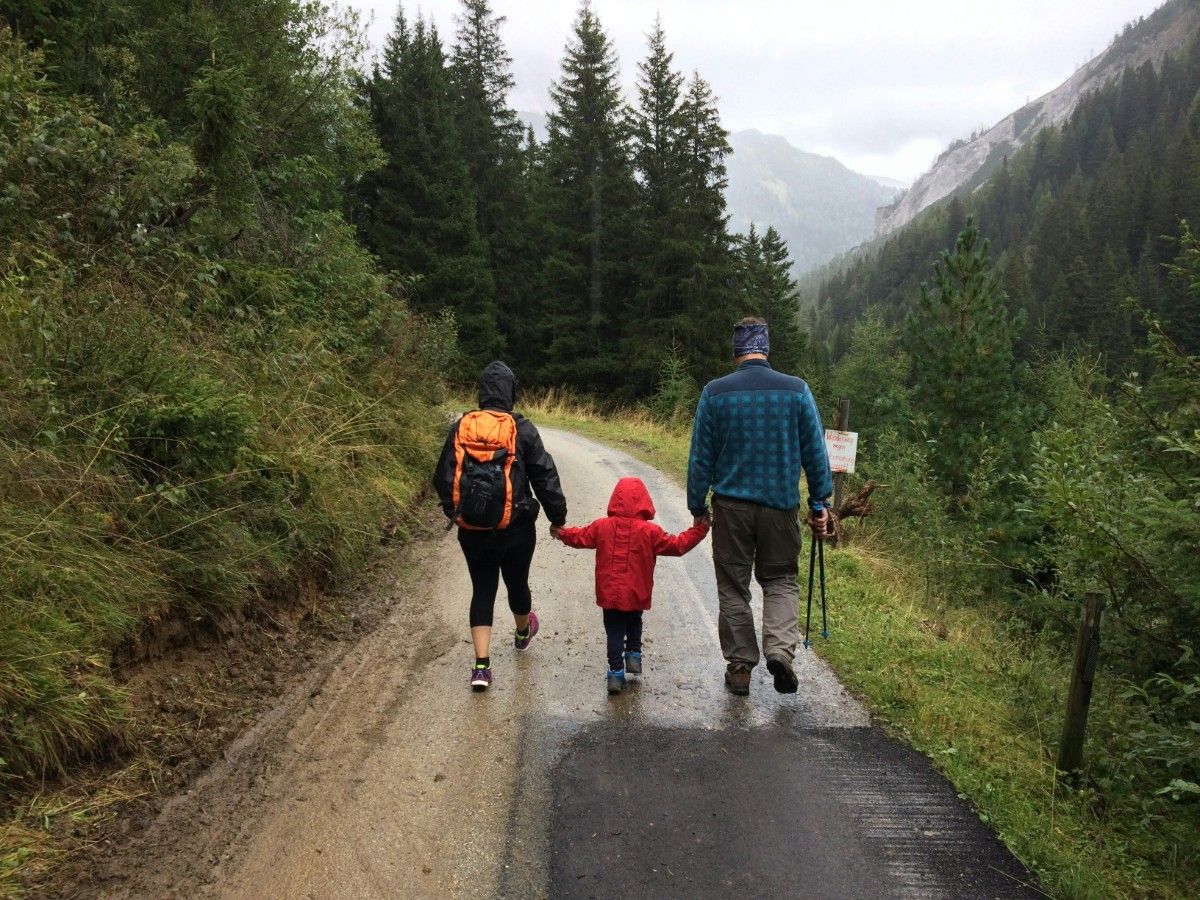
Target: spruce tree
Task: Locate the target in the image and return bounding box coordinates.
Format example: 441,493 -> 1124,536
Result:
904,219 -> 1024,499
670,72 -> 739,385
540,1 -> 637,391
509,126 -> 553,369
356,8 -> 501,369
450,0 -> 523,240
735,224 -> 806,375
627,44 -> 737,389
631,16 -> 684,222
626,16 -> 688,391
449,0 -> 530,361
757,226 -> 807,374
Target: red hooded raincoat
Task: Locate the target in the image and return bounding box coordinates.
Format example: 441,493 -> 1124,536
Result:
558,477 -> 708,612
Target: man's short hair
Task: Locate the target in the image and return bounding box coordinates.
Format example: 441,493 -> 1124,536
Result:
736,316 -> 767,327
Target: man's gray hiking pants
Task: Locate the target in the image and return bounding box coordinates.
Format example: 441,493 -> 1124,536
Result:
711,495 -> 802,668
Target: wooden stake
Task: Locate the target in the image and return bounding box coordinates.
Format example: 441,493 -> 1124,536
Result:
830,398 -> 850,548
1056,591 -> 1105,779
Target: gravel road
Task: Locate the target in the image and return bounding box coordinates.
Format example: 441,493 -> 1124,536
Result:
90,427 -> 1039,899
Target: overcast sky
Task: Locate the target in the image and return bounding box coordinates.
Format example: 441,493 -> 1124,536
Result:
345,0 -> 1161,183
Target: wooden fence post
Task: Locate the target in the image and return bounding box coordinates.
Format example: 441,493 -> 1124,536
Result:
1056,591 -> 1105,779
830,398 -> 850,547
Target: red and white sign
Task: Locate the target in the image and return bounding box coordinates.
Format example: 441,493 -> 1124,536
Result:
824,429 -> 858,474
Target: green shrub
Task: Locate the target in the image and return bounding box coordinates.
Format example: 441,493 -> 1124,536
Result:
646,343 -> 698,423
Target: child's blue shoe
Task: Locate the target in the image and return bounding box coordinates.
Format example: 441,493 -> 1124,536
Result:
606,668 -> 626,695
623,652 -> 642,675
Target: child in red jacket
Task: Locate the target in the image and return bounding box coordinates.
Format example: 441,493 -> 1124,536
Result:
556,477 -> 709,694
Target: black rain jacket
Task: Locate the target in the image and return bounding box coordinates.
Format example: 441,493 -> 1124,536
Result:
433,361 -> 568,528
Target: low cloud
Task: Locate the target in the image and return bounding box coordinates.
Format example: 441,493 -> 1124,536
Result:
350,0 -> 1158,181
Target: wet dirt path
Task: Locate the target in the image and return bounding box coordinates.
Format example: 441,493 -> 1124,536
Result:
92,428 -> 1038,899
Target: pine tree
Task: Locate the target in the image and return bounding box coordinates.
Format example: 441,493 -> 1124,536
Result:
904,219 -> 1024,499
631,16 -> 684,223
357,8 -> 501,368
508,126 -> 553,369
540,1 -> 637,391
735,225 -> 806,375
450,0 -> 523,240
625,16 -> 688,392
757,226 -> 807,374
672,71 -> 739,384
626,43 -> 738,389
449,0 -> 530,361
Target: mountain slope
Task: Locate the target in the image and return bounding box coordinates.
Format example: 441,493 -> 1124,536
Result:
814,23 -> 1200,363
875,0 -> 1200,236
725,129 -> 900,273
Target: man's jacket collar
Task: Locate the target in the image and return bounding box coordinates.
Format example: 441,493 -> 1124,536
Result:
737,358 -> 772,370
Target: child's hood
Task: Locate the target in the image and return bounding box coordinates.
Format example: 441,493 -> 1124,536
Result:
607,477 -> 655,521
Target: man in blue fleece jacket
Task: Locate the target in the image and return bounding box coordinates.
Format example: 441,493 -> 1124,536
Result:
687,317 -> 833,696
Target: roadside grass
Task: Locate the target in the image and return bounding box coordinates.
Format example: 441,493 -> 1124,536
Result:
2,329 -> 445,898
0,31 -> 455,896
523,394 -> 1197,900
521,389 -> 692,479
0,390 -> 441,894
0,771 -> 150,896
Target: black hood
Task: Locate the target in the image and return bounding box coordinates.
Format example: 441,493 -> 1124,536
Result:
478,360 -> 517,412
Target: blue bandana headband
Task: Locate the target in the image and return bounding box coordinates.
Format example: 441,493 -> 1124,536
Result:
733,323 -> 770,357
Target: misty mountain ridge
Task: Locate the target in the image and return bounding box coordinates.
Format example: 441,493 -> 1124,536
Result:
876,0 -> 1200,236
518,113 -> 899,275
725,129 -> 901,274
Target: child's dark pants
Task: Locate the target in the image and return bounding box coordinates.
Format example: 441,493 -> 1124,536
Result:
602,609 -> 643,670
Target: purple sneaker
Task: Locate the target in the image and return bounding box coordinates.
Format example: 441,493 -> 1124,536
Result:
514,611 -> 539,652
470,665 -> 492,691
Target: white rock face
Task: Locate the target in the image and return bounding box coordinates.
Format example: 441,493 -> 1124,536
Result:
875,2 -> 1200,237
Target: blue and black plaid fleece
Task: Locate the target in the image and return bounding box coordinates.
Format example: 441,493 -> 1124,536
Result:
687,359 -> 833,515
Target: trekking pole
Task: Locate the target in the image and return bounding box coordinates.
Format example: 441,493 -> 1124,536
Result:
818,536 -> 829,640
803,537 -> 817,649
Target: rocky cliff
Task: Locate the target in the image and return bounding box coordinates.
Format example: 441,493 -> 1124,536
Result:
875,0 -> 1200,237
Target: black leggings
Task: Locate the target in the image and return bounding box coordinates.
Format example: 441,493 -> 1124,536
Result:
603,609 -> 643,670
459,525 -> 536,628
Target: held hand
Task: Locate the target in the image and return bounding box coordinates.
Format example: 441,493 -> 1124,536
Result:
694,510 -> 712,528
806,508 -> 831,541
820,511 -> 840,540
549,524 -> 563,541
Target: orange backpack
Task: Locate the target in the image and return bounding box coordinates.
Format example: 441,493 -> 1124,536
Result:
451,409 -> 520,530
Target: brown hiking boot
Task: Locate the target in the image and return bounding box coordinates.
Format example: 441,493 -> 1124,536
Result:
766,655 -> 799,694
724,664 -> 751,696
